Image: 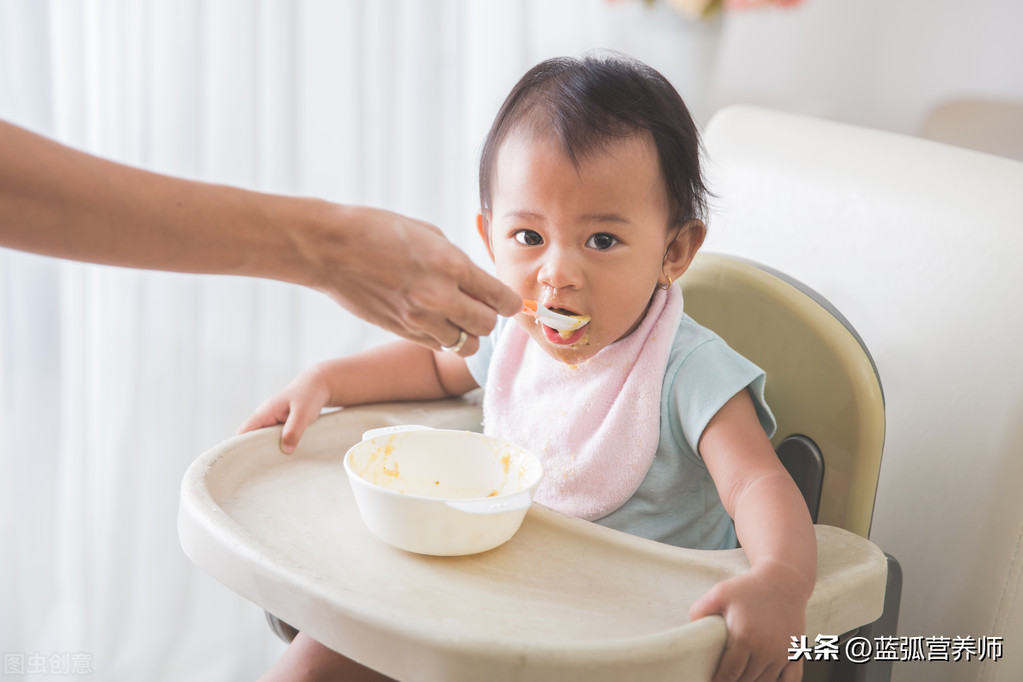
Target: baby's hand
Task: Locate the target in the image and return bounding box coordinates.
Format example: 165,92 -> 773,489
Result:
689,563 -> 808,682
237,366 -> 332,454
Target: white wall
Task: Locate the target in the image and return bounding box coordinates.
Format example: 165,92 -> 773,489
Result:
712,0 -> 1023,135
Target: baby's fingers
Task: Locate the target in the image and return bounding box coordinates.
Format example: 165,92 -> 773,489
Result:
689,582 -> 726,621
709,643 -> 751,682
278,400 -> 322,454
779,660 -> 802,682
237,401 -> 291,435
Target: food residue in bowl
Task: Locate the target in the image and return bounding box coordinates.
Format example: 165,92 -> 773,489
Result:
352,432 -> 541,500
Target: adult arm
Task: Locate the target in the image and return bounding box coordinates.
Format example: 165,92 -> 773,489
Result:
0,119 -> 520,353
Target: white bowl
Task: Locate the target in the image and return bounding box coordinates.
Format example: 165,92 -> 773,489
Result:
343,426 -> 544,556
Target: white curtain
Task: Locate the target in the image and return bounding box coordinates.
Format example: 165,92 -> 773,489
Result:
2,1 -> 1021,681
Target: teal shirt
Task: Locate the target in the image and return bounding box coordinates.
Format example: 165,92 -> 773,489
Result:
466,314 -> 776,551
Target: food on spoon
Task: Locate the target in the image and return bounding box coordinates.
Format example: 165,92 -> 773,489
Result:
521,300 -> 591,333
544,306 -> 590,336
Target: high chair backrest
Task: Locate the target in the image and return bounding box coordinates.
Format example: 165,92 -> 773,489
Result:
698,105 -> 1023,682
679,253 -> 885,539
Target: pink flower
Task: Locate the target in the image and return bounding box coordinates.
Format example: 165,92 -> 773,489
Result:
608,0 -> 804,20
724,0 -> 804,8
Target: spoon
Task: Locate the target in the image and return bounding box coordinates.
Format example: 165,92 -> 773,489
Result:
521,300 -> 591,332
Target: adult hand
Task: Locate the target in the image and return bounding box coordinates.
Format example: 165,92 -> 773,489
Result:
300,203 -> 521,356
0,119 -> 520,353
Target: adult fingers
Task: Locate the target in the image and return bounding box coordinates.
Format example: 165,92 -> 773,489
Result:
417,255 -> 518,342
436,324 -> 481,358
435,292 -> 501,342
394,279 -> 497,355
457,260 -> 522,318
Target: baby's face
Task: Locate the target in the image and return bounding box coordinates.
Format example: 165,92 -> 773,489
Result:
483,129 -> 678,365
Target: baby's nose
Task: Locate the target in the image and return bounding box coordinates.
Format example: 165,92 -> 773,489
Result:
537,246 -> 584,291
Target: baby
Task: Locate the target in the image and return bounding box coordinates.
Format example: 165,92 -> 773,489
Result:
244,51 -> 815,682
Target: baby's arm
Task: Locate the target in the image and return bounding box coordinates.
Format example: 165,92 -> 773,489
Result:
238,341 -> 477,452
690,389 -> 817,682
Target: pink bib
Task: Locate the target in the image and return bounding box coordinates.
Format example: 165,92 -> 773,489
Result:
482,286 -> 684,520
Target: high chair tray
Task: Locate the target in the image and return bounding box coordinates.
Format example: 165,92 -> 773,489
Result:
178,396 -> 888,682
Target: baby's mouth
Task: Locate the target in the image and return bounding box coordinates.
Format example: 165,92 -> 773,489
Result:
537,305 -> 590,345
541,322 -> 588,346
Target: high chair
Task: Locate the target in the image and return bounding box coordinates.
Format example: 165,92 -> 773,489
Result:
679,253 -> 900,682
699,106 -> 1023,682
178,254 -> 891,682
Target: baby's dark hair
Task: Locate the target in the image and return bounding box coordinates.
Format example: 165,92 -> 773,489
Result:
479,51 -> 708,228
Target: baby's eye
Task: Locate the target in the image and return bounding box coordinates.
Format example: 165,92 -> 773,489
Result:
586,233 -> 619,250
513,230 -> 544,246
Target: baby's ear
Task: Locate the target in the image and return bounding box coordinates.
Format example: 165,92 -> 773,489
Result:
662,219 -> 706,284
477,212 -> 495,261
